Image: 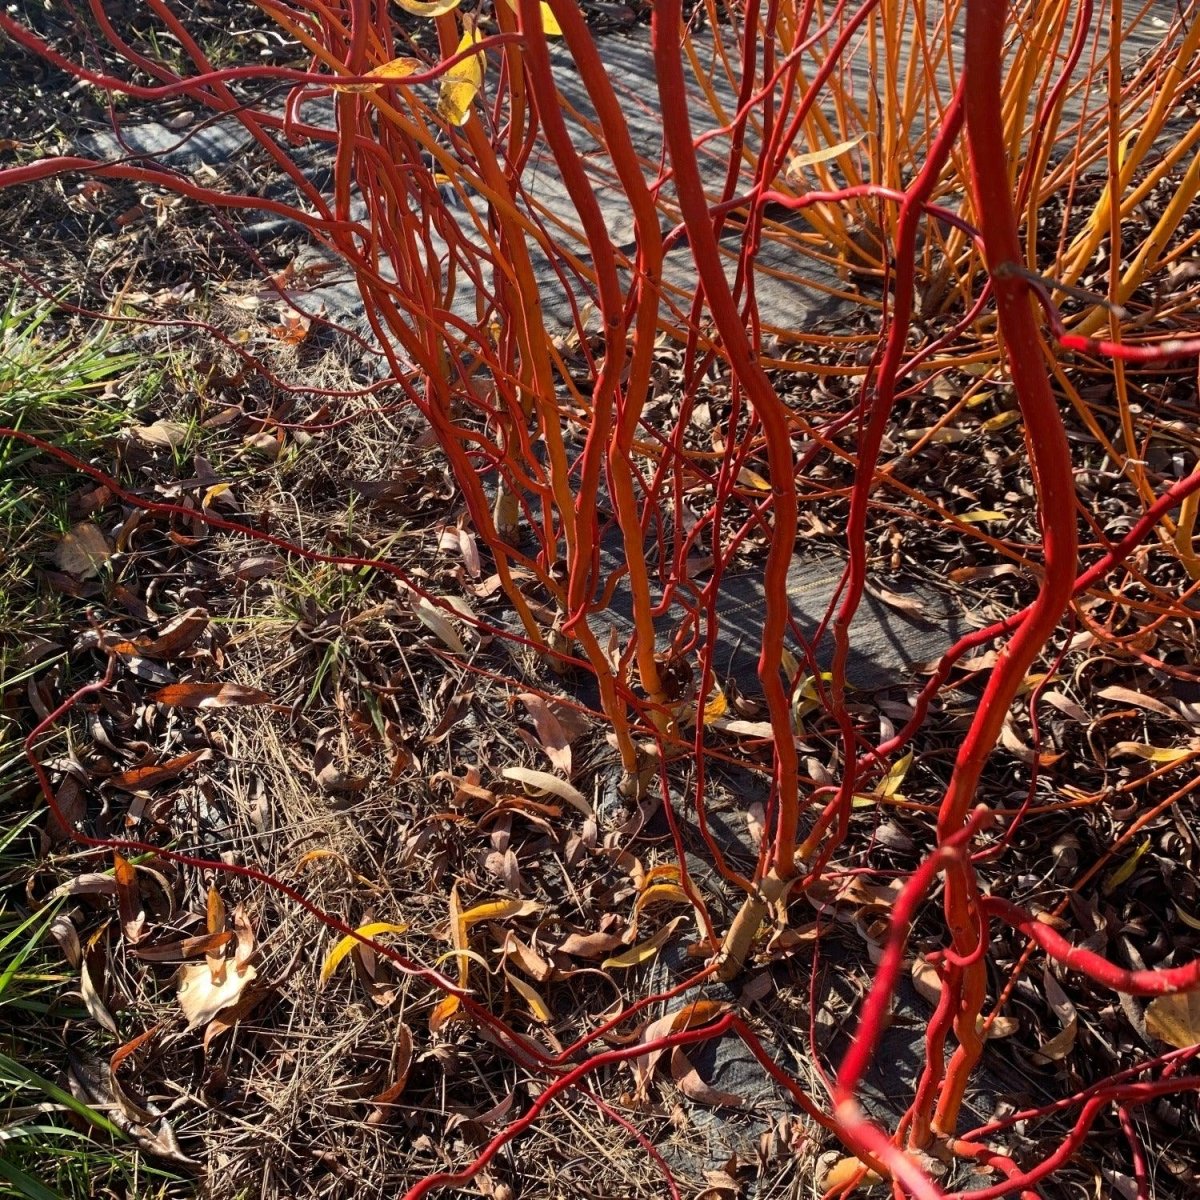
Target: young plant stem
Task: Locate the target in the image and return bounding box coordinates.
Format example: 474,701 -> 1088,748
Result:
928,0 -> 1080,1139
653,0 -> 801,902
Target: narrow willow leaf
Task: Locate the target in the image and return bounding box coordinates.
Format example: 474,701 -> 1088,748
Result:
1101,837 -> 1151,895
957,510 -> 1008,523
785,133 -> 865,180
602,916 -> 684,969
320,922 -> 410,986
461,898 -> 540,928
501,766 -> 592,816
876,750 -> 912,799
1111,741 -> 1192,763
412,594 -> 467,654
505,969 -> 551,1023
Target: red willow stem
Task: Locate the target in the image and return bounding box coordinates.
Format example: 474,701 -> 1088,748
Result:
819,78 -> 965,847
0,10 -> 523,99
983,897 -> 1200,994
652,0 -> 802,880
833,809 -> 991,1103
861,463 -> 1200,773
518,0 -> 668,713
929,0 -> 1081,1139
399,1015 -> 738,1200
953,1077 -> 1200,1200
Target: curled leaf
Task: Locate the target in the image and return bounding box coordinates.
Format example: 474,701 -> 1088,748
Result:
633,883 -> 690,913
438,25 -> 484,127
320,922 -> 410,986
785,132 -> 865,180
177,959 -> 258,1032
603,916 -> 685,970
501,766 -> 592,816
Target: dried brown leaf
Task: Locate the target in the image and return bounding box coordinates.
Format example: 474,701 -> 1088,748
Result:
55,522 -> 112,579
1145,992 -> 1200,1049
129,419 -> 189,449
669,1046 -> 743,1108
109,749 -> 206,792
1032,967 -> 1078,1063
517,693 -> 571,774
81,958 -> 120,1036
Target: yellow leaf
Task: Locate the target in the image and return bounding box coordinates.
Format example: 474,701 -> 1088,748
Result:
602,916 -> 685,970
638,864 -> 680,890
438,26 -> 484,127
505,969 -> 551,1022
876,750 -> 912,799
447,884 -> 466,982
394,0 -> 462,14
736,466 -> 772,491
980,410 -> 1021,432
633,883 -> 690,913
820,1156 -> 884,1191
431,886 -> 465,1032
334,56 -> 421,94
957,510 -> 1007,524
702,687 -> 728,724
1145,991 -> 1200,1049
785,133 -> 866,181
320,921 -> 410,986
499,0 -> 562,34
1111,742 -> 1193,764
798,672 -> 834,701
430,892 -> 538,1033
1101,837 -> 1151,895
460,898 -> 541,929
